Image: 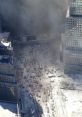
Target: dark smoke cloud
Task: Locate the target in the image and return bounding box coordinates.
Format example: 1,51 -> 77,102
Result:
0,0 -> 67,37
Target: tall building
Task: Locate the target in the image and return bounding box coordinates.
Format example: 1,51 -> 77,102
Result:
70,0 -> 82,17
62,0 -> 82,74
0,32 -> 18,103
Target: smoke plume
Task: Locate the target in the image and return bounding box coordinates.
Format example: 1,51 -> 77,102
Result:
0,0 -> 67,37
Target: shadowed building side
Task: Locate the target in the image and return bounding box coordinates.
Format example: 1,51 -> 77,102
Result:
0,33 -> 18,109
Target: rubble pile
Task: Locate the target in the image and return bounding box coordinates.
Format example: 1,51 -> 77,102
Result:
15,40 -> 82,117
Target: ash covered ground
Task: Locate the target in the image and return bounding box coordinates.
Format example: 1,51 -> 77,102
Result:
14,38 -> 82,117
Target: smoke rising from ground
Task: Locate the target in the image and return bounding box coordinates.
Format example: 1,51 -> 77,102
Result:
0,0 -> 67,37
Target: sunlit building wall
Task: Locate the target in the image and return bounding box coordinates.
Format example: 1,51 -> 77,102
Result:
62,0 -> 82,74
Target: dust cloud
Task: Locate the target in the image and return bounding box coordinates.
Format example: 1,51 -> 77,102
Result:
0,0 -> 68,37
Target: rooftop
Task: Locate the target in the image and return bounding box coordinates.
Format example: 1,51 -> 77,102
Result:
0,102 -> 18,117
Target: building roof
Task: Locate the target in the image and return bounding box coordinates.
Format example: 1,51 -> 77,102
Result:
0,102 -> 17,117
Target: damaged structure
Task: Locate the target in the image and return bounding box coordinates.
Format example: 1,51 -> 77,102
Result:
0,32 -> 20,117
62,0 -> 82,74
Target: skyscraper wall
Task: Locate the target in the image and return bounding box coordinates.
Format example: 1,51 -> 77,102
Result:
0,33 -> 18,103
70,0 -> 82,17
62,0 -> 82,74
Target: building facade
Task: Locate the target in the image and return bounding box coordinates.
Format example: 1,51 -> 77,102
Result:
62,0 -> 82,74
0,33 -> 18,103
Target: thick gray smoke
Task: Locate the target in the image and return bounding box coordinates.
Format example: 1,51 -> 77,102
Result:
0,0 -> 67,37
